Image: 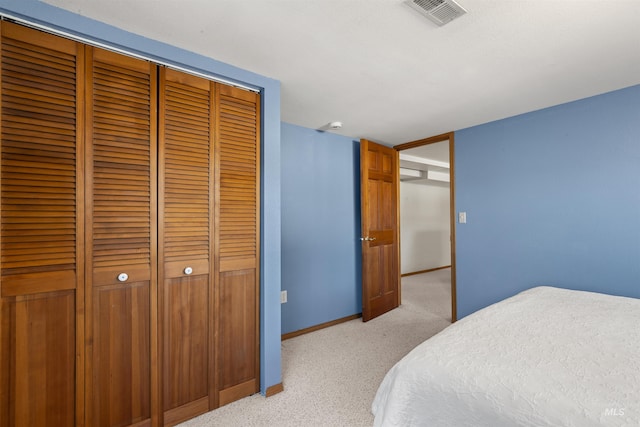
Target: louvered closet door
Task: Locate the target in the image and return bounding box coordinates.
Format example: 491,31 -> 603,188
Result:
85,47 -> 157,427
159,68 -> 213,425
0,23 -> 83,427
215,84 -> 260,406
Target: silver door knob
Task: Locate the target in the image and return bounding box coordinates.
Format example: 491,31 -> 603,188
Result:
360,236 -> 377,241
184,267 -> 193,275
117,273 -> 129,282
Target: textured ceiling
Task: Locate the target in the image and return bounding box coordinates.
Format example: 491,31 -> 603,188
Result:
44,0 -> 640,145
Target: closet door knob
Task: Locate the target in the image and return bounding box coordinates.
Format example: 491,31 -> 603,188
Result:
184,267 -> 193,275
117,273 -> 129,282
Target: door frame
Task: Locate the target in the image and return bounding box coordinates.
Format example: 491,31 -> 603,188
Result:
394,131 -> 457,322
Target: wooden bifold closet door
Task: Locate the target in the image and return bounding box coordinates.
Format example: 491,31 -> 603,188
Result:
84,46 -> 158,427
158,68 -> 213,425
158,69 -> 262,423
0,22 -> 84,427
0,21 -> 260,427
215,84 -> 260,406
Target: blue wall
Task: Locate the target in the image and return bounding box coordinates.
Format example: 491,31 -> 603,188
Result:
455,85 -> 640,318
1,0 -> 282,393
281,123 -> 362,334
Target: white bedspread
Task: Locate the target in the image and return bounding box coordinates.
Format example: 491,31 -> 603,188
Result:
372,286 -> 640,427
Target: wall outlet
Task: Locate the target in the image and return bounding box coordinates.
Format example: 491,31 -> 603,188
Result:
280,290 -> 287,304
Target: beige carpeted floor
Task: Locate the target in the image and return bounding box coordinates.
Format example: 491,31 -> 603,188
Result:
180,268 -> 452,427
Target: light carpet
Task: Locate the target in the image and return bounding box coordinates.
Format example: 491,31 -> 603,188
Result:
180,268 -> 452,427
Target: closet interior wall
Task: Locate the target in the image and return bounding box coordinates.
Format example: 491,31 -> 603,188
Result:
0,21 -> 260,427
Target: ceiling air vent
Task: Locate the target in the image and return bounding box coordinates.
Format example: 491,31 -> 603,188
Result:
405,0 -> 467,26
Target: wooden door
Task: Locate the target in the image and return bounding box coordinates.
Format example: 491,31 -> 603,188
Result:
0,22 -> 84,427
85,47 -> 158,427
214,84 -> 260,406
360,139 -> 400,321
158,68 -> 214,425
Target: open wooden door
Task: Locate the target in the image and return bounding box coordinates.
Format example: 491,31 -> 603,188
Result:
360,139 -> 400,321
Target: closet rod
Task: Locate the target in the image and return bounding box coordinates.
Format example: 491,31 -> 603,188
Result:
0,13 -> 260,93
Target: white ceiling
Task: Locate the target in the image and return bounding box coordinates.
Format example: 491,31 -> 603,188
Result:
44,0 -> 640,145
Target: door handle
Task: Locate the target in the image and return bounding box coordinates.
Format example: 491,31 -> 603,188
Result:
360,236 -> 376,241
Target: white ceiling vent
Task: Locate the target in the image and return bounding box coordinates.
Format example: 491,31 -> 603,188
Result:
405,0 -> 467,26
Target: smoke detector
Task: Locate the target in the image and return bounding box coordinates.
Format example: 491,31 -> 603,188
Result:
405,0 -> 467,26
317,121 -> 343,132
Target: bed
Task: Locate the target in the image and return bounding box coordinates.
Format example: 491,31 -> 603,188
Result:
372,286 -> 640,427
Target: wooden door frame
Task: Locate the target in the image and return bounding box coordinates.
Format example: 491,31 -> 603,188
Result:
394,131 -> 457,322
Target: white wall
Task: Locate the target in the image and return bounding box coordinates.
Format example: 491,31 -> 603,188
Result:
400,180 -> 451,274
